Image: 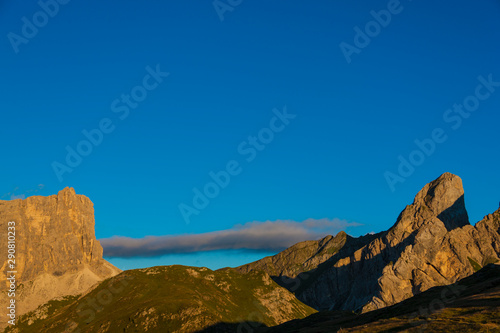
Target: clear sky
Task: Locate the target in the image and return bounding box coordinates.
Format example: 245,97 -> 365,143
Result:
1,0 -> 499,270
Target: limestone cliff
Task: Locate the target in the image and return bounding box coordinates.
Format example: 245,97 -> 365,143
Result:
0,188 -> 120,329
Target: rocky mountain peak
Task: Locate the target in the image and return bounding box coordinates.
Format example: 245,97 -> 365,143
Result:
389,173 -> 469,240
413,172 -> 469,228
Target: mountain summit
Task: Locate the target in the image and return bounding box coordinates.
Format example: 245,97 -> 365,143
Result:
392,172 -> 469,235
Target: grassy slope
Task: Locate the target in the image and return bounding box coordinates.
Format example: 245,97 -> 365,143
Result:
6,265 -> 316,333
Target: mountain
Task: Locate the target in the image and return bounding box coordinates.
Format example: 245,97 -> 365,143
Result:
6,265 -> 316,333
236,173 -> 500,313
4,173 -> 500,332
0,188 -> 120,331
259,263 -> 500,332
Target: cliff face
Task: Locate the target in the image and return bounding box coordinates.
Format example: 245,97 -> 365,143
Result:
0,188 -> 120,327
238,173 -> 500,313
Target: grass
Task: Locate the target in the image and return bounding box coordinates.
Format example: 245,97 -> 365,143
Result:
468,257 -> 482,272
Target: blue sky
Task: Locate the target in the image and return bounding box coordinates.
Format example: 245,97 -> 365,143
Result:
1,0 -> 499,270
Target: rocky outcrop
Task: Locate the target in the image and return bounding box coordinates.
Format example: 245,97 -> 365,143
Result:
0,188 -> 120,329
238,173 -> 500,313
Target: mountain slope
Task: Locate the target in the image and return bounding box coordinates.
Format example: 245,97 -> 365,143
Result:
7,265 -> 316,333
260,263 -> 500,333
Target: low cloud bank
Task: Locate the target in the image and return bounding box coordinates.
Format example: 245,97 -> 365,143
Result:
100,218 -> 361,258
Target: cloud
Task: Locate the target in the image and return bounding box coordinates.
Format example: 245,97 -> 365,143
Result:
100,218 -> 361,258
1,184 -> 45,200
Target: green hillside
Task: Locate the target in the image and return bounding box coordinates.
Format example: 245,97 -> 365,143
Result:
6,265 -> 315,333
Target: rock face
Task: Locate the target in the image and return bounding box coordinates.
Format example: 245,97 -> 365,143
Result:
238,173 -> 500,313
0,188 -> 120,329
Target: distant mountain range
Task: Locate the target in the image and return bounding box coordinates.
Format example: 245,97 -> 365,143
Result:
1,172 -> 499,332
